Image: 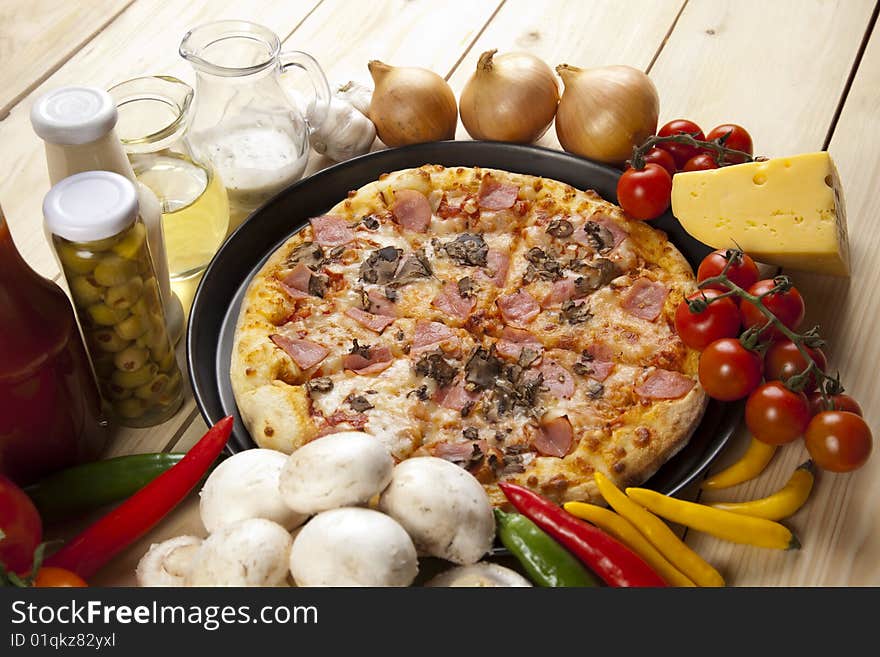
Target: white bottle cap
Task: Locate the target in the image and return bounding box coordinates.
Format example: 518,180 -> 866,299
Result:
31,87 -> 118,145
43,171 -> 138,242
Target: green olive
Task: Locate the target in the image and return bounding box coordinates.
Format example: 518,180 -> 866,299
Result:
111,222 -> 146,260
57,242 -> 99,275
102,381 -> 133,401
70,275 -> 104,306
113,345 -> 149,372
90,328 -> 130,353
154,346 -> 176,372
105,276 -> 143,310
93,255 -> 138,287
158,371 -> 183,406
113,397 -> 146,419
141,279 -> 163,314
76,234 -> 121,251
111,362 -> 158,389
135,374 -> 169,401
87,303 -> 129,326
114,313 -> 150,341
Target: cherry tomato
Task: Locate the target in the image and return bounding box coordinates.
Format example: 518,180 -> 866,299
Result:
697,250 -> 760,293
740,279 -> 805,339
616,163 -> 672,220
807,392 -> 863,417
657,119 -> 706,168
698,338 -> 763,401
805,411 -> 873,472
745,382 -> 811,445
674,290 -> 741,350
0,475 -> 42,575
34,566 -> 88,588
682,153 -> 719,172
706,124 -> 753,164
640,147 -> 677,176
764,340 -> 827,392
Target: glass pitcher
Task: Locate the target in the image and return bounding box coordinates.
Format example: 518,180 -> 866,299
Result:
179,20 -> 330,232
109,76 -> 230,281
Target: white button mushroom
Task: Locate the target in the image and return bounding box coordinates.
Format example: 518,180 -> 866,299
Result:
379,457 -> 495,565
135,535 -> 202,587
289,507 -> 418,587
278,431 -> 393,515
185,518 -> 293,587
199,449 -> 307,534
425,563 -> 533,587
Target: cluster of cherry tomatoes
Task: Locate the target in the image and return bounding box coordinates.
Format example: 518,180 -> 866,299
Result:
617,119 -> 754,221
674,250 -> 872,473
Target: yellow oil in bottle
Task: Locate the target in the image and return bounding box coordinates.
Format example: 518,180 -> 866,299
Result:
132,154 -> 230,280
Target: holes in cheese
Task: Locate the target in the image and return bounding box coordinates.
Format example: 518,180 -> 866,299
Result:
671,152 -> 850,276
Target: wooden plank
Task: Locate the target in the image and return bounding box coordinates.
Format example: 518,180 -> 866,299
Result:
446,0 -> 686,146
0,0 -> 324,281
650,0 -> 878,585
689,24 -> 880,587
0,0 -> 134,118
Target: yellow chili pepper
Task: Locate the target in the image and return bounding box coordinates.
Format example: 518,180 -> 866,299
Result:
564,502 -> 696,587
593,472 -> 724,587
709,461 -> 815,521
702,437 -> 777,490
625,487 -> 800,550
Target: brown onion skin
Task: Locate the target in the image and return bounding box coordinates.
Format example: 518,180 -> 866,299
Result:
368,60 -> 457,147
460,49 -> 559,143
555,64 -> 659,166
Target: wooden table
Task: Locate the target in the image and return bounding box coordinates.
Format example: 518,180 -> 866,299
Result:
1,0 -> 877,587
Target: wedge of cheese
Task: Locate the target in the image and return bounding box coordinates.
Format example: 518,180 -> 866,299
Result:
671,152 -> 849,276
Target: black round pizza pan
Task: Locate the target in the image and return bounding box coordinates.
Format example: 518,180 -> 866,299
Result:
187,140 -> 741,497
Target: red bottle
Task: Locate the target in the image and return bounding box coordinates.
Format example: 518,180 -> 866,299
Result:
0,203 -> 108,485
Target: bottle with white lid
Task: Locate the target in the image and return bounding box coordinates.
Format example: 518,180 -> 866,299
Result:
30,86 -> 184,345
44,170 -> 184,428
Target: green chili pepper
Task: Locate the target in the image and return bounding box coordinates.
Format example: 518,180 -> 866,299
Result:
494,508 -> 599,587
25,453 -> 186,521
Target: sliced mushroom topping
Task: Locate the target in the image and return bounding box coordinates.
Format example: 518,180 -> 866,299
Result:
414,352 -> 458,388
347,394 -> 374,413
517,346 -> 541,368
457,276 -> 475,299
306,377 -> 334,393
407,385 -> 429,401
384,287 -> 399,301
392,249 -> 433,286
574,258 -> 619,295
523,247 -> 565,282
441,233 -> 488,267
464,347 -> 502,391
463,427 -> 479,441
360,214 -> 381,230
359,246 -> 403,284
546,218 -> 574,238
308,272 -> 328,298
588,382 -> 605,399
349,339 -> 373,360
561,300 -> 592,324
286,241 -> 324,268
582,221 -> 614,252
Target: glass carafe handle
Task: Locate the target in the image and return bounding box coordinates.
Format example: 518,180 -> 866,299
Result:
278,50 -> 331,133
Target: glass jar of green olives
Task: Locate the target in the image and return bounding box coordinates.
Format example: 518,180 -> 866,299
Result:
43,171 -> 184,427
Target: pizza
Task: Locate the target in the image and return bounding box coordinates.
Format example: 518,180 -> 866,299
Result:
230,165 -> 707,505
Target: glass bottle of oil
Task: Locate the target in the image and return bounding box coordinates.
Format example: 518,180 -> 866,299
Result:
109,76 -> 230,281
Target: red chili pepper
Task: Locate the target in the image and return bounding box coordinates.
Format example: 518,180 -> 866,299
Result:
499,482 -> 666,587
45,416 -> 233,579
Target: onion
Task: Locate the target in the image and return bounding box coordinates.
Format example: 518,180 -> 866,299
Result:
367,60 -> 457,147
555,64 -> 659,166
459,49 -> 559,143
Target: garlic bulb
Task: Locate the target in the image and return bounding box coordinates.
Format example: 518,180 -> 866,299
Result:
555,64 -> 659,166
309,90 -> 376,162
335,80 -> 372,115
368,60 -> 458,147
460,49 -> 559,143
